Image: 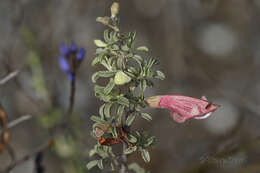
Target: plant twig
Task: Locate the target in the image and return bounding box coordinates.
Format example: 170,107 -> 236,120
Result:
0,76 -> 77,173
0,115 -> 32,134
0,70 -> 19,85
0,139 -> 54,173
65,78 -> 76,123
119,143 -> 129,173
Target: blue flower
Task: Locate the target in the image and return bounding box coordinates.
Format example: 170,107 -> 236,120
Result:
58,42 -> 86,81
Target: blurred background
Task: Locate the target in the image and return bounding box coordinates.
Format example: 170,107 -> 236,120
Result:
1,0 -> 260,172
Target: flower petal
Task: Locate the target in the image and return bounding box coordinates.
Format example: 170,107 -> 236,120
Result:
76,48 -> 86,61
59,56 -> 70,72
70,42 -> 77,52
194,112 -> 212,119
60,44 -> 69,56
170,111 -> 187,123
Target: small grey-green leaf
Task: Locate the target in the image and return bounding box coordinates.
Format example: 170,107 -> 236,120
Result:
112,126 -> 118,138
117,96 -> 129,107
104,29 -> 110,43
126,113 -> 136,126
111,162 -> 115,171
117,56 -> 123,69
104,103 -> 113,118
99,104 -> 106,120
133,55 -> 143,68
104,78 -> 115,95
97,159 -> 104,169
92,71 -> 116,83
128,163 -> 146,173
122,44 -> 129,51
94,40 -> 107,47
137,46 -> 149,52
117,105 -> 125,123
141,113 -> 152,121
86,160 -> 99,170
127,134 -> 137,143
90,116 -> 105,123
124,146 -> 136,155
89,149 -> 96,157
154,70 -> 165,80
140,80 -> 147,92
141,149 -> 150,163
92,56 -> 102,66
144,136 -> 155,147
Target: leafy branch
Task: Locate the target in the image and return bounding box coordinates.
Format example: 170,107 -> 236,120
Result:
88,2 -> 165,173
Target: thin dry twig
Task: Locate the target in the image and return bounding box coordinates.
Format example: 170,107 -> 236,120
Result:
0,75 -> 78,173
0,139 -> 54,173
0,115 -> 32,135
0,70 -> 19,85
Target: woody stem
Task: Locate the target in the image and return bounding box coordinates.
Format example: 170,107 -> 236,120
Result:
119,143 -> 128,173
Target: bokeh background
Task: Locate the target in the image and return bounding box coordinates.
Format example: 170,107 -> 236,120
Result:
1,0 -> 260,173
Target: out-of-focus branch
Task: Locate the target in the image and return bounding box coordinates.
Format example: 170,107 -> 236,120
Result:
0,70 -> 19,85
119,143 -> 129,173
0,75 -> 78,173
0,115 -> 32,134
64,77 -> 76,124
0,139 -> 54,173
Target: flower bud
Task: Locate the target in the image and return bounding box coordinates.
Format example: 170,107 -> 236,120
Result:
114,71 -> 131,85
96,17 -> 110,25
145,96 -> 161,108
111,2 -> 119,18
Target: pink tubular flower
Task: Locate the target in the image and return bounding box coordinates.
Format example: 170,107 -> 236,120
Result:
146,95 -> 219,123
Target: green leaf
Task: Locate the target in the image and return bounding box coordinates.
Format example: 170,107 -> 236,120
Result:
112,126 -> 118,138
144,136 -> 155,147
94,40 -> 107,47
92,71 -> 116,83
94,85 -> 105,95
141,113 -> 152,121
117,96 -> 130,107
126,113 -> 136,126
104,78 -> 115,95
104,29 -> 110,43
96,16 -> 110,25
137,46 -> 149,52
127,134 -> 137,143
128,32 -> 136,47
90,116 -> 105,123
124,146 -> 137,155
154,70 -> 165,80
86,160 -> 99,170
140,80 -> 147,92
97,159 -> 104,169
114,71 -> 131,85
92,56 -> 103,66
111,162 -> 115,171
141,149 -> 150,163
104,103 -> 113,118
133,55 -> 143,68
89,149 -> 96,157
117,105 -> 125,123
99,104 -> 106,119
128,163 -> 147,173
117,56 -> 123,69
122,44 -> 129,51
